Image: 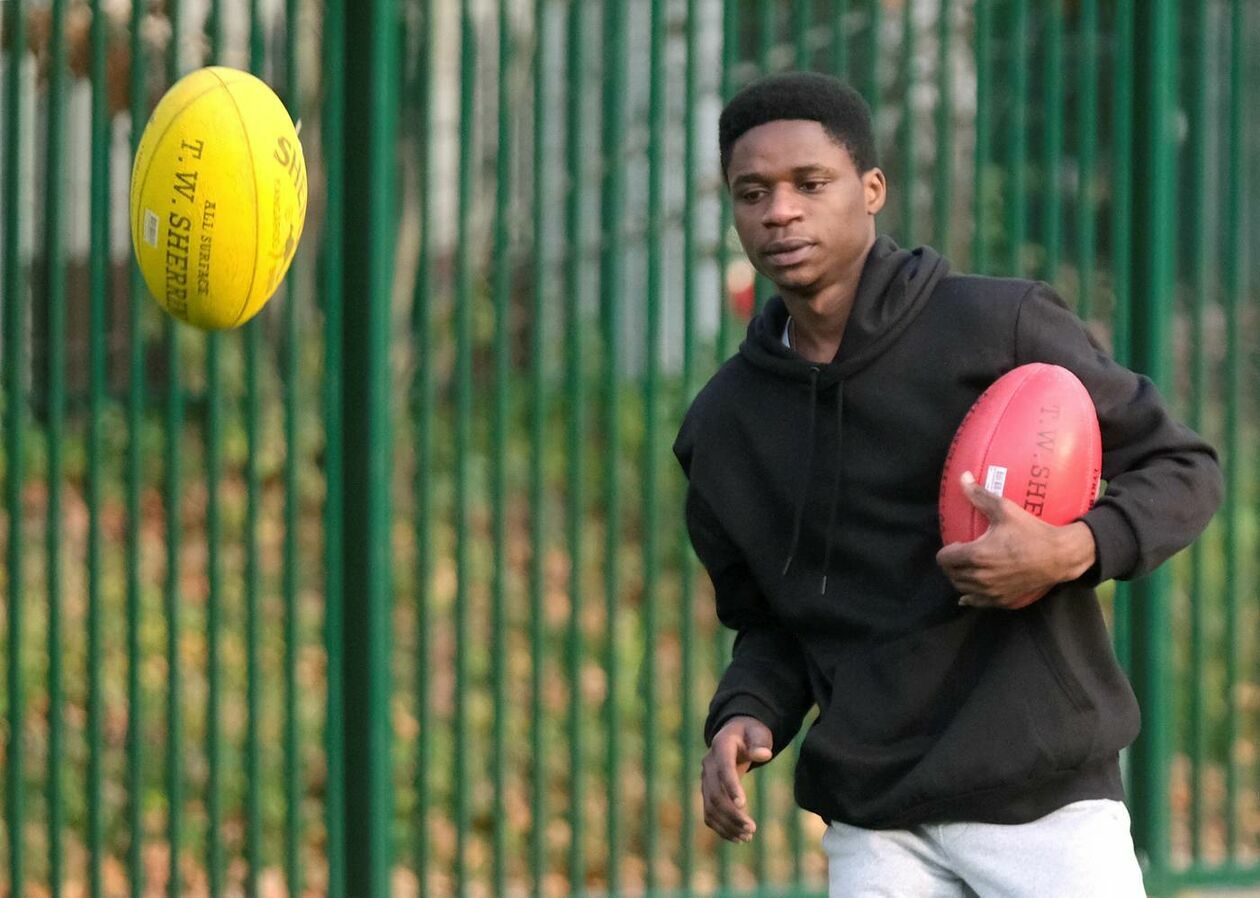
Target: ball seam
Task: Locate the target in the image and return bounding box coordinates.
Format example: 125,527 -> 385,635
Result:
208,67 -> 263,328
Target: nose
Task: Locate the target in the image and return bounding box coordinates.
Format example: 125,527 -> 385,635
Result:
761,184 -> 803,228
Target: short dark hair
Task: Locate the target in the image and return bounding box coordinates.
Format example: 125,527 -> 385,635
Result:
718,71 -> 877,178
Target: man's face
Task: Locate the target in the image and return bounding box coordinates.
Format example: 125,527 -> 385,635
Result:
726,119 -> 886,297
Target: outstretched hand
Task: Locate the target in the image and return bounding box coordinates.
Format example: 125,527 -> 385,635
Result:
701,716 -> 774,843
936,470 -> 1097,610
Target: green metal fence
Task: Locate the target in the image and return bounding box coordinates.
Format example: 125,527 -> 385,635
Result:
2,1 -> 1258,896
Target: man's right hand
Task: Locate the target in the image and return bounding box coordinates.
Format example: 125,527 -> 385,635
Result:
701,715 -> 774,843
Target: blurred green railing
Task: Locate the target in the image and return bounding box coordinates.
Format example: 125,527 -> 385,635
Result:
2,1 -> 1258,896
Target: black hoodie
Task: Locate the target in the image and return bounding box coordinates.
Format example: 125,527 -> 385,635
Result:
674,236 -> 1222,828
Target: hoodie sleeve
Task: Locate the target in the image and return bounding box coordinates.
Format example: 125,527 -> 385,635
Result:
684,483 -> 815,754
1013,283 -> 1224,583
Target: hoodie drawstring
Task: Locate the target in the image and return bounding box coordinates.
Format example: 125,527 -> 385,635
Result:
782,366 -> 820,577
818,381 -> 844,594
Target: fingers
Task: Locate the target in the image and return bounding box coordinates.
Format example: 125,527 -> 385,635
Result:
937,544 -> 1003,605
958,594 -> 996,608
699,717 -> 774,842
701,723 -> 772,843
939,482 -> 1059,608
716,741 -> 747,808
936,542 -> 989,593
701,750 -> 758,842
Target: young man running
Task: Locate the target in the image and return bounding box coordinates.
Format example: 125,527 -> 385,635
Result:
675,72 -> 1221,897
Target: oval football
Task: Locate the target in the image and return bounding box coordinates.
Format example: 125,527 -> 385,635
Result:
939,363 -> 1102,546
130,66 -> 307,330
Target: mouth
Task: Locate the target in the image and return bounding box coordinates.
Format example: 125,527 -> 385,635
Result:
762,239 -> 814,268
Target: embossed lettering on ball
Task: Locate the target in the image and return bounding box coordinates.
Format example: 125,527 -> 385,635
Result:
130,66 -> 308,330
939,363 -> 1103,547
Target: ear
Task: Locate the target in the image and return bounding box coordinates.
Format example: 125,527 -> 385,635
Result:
864,167 -> 887,215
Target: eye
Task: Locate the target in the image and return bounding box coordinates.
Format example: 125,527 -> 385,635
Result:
800,179 -> 829,193
739,187 -> 767,203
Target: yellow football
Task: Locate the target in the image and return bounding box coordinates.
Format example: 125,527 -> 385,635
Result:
129,66 -> 307,330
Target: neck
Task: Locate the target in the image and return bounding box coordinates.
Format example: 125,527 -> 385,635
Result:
784,235 -> 874,364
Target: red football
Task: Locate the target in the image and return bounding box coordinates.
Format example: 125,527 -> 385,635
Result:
939,363 -> 1102,546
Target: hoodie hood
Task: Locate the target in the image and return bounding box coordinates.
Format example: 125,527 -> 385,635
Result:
735,236 -> 950,588
739,236 -> 950,384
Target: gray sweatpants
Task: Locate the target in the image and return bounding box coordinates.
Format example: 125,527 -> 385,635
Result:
823,799 -> 1147,897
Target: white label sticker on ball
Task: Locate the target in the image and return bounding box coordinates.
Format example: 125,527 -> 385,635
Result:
984,465 -> 1008,497
143,209 -> 159,247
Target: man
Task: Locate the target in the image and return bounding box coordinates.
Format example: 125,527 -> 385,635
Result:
673,72 -> 1222,897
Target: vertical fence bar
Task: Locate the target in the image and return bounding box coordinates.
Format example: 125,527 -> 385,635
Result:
1185,0 -> 1210,864
681,4 -> 699,890
43,0 -> 68,891
792,0 -> 810,68
753,0 -> 773,318
565,1 -> 587,889
411,2 -> 434,894
1252,10 -> 1260,867
717,0 -> 736,364
163,239 -> 184,895
864,0 -> 880,120
88,1 -> 111,893
163,1 -> 184,888
1075,0 -> 1097,320
1127,0 -> 1177,880
1110,0 -> 1133,371
321,0 -> 347,888
715,0 -> 735,365
282,0 -> 302,884
897,0 -> 914,244
491,1 -> 513,893
1042,0 -> 1063,284
205,320 -> 224,898
832,0 -> 848,78
322,1 -> 347,891
454,2 -> 475,892
644,0 -> 666,889
204,4 -> 225,895
600,0 -> 625,888
1007,0 -> 1028,274
245,9 -> 264,894
3,1 -> 28,891
126,1 -> 147,891
931,0 -> 952,253
1108,0 -> 1134,701
340,0 -> 398,890
1222,0 -> 1243,861
528,2 -> 549,894
754,0 -> 774,318
972,0 -> 991,273
753,71 -> 769,871
1251,18 -> 1260,860
757,1 -> 774,71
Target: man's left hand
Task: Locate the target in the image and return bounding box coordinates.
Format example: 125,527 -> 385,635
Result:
936,471 -> 1097,610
